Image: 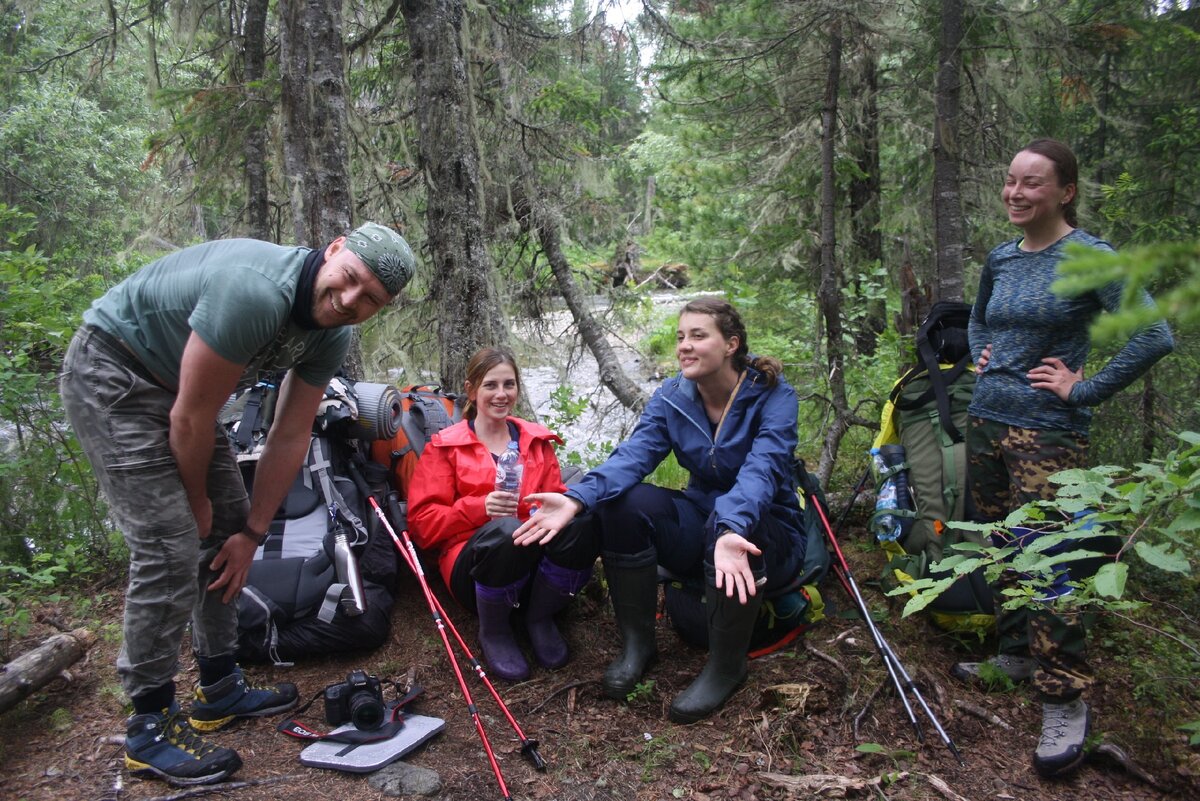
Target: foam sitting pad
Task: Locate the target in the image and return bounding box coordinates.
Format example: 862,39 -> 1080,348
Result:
299,714 -> 446,773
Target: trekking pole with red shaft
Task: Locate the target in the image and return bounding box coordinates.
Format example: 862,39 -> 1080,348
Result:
365,493 -> 547,773
363,497 -> 512,799
346,458 -> 548,774
809,490 -> 965,765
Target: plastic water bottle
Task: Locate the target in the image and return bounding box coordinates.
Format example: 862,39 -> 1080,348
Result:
494,441 -> 524,516
871,445 -> 913,542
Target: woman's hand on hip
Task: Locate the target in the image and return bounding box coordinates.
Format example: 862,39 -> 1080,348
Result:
714,531 -> 762,605
1027,357 -> 1083,401
976,344 -> 992,372
512,492 -> 581,547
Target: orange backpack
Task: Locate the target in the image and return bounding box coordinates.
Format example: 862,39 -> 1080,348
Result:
369,385 -> 463,500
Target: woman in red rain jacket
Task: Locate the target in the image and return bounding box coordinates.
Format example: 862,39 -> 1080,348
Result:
408,347 -> 598,681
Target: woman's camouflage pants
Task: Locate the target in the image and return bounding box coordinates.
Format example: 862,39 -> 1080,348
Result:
967,416 -> 1092,702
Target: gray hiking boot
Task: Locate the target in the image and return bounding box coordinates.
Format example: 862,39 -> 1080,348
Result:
951,654 -> 1036,684
1034,698 -> 1090,778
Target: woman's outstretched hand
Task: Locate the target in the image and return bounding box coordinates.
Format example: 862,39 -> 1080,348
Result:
713,531 -> 762,605
512,492 -> 582,547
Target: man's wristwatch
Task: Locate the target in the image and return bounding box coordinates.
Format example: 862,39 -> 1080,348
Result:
241,527 -> 269,546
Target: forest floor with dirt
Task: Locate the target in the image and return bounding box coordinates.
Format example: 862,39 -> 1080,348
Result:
3,522 -> 1198,801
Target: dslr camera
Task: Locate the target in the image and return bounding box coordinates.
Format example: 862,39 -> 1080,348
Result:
324,669 -> 386,730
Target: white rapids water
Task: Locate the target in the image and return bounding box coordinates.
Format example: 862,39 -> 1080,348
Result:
513,290 -> 712,462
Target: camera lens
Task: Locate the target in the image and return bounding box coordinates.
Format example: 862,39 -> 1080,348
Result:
349,689 -> 386,730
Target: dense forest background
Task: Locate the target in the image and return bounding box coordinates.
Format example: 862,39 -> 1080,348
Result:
2,0 -> 1199,773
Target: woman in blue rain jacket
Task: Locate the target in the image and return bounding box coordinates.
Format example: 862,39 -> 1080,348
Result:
516,298 -> 804,724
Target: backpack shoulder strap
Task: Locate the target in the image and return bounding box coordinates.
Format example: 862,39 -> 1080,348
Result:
234,382 -> 276,450
916,339 -> 969,444
307,436 -> 368,546
402,389 -> 456,457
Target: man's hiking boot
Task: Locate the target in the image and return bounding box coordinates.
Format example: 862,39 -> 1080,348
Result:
1034,698 -> 1090,777
125,703 -> 242,786
188,667 -> 299,732
951,654 -> 1036,684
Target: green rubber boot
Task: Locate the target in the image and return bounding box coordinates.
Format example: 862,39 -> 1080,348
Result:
668,582 -> 764,724
601,549 -> 660,701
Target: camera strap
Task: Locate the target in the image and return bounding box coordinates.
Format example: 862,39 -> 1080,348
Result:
277,684 -> 424,743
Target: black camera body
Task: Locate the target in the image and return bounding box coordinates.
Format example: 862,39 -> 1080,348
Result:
324,670 -> 386,730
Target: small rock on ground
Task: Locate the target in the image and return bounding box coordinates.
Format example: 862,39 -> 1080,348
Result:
368,761 -> 442,796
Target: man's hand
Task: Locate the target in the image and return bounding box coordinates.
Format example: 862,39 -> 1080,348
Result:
713,531 -> 762,605
1027,357 -> 1083,401
512,492 -> 581,547
207,531 -> 260,604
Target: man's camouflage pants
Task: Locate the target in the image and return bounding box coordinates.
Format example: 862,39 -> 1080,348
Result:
59,325 -> 249,700
967,416 -> 1092,702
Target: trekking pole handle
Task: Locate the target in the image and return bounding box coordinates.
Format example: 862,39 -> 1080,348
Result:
834,465 -> 873,535
329,505 -> 367,616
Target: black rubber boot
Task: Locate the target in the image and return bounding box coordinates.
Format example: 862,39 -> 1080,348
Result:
601,548 -> 659,701
668,582 -> 764,724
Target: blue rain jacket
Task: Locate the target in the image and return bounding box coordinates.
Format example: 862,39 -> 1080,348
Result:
566,366 -> 804,558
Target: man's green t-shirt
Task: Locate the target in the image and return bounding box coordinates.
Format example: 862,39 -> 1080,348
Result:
84,238 -> 350,390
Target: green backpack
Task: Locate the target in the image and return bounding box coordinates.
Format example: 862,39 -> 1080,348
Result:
877,302 -> 993,632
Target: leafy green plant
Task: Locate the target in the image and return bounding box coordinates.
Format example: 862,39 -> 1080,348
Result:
625,679 -> 656,704
855,742 -> 916,769
0,544 -> 98,640
645,452 -> 690,491
975,661 -> 1020,694
548,385 -> 591,429
890,431 -> 1200,619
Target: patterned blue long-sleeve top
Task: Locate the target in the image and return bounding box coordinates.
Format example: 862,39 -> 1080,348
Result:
968,229 -> 1174,435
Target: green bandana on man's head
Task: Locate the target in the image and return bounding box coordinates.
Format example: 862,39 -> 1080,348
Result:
344,222 -> 416,296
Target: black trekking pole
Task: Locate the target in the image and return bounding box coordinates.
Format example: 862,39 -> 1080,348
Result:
834,465 -> 873,538
810,492 -> 965,765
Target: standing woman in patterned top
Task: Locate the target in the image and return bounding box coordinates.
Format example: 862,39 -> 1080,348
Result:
957,138 -> 1173,778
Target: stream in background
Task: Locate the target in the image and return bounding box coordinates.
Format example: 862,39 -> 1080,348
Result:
515,290 -> 710,462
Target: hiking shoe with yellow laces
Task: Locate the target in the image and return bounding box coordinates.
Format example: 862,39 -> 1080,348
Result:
188,667 -> 299,732
124,703 -> 242,786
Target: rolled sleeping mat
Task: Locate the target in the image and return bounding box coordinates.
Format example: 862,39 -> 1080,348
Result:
350,382 -> 403,441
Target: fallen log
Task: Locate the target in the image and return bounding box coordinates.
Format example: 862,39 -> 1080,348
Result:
0,628 -> 95,714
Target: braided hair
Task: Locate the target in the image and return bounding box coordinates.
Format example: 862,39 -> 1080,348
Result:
680,298 -> 782,387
